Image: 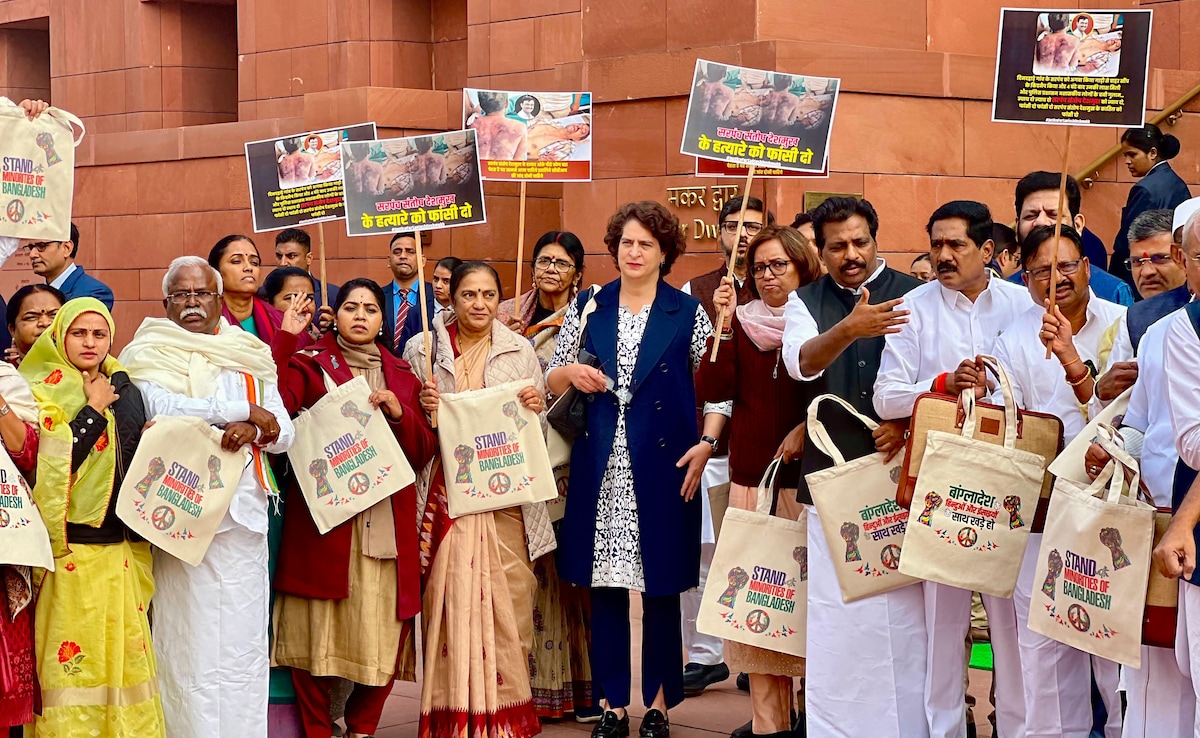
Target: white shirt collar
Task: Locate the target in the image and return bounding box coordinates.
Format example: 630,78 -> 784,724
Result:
49,261 -> 77,290
831,257 -> 887,296
937,271 -> 999,311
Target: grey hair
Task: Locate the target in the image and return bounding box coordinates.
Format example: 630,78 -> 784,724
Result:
162,255 -> 223,297
1127,208 -> 1174,245
1184,210 -> 1200,255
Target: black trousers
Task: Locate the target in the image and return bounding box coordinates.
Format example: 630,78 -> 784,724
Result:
589,587 -> 685,710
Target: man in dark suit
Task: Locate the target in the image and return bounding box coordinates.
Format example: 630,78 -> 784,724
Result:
22,222 -> 114,309
381,231 -> 435,356
273,227 -> 339,307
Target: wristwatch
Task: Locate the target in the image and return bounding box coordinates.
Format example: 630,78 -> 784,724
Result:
0,404 -> 10,417
700,435 -> 719,451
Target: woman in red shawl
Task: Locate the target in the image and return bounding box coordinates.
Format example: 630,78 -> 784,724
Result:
272,278 -> 437,738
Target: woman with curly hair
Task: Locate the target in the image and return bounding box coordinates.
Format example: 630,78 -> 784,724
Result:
547,201 -> 721,738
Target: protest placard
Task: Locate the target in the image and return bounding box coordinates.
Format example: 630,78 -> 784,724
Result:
695,157 -> 828,179
341,130 -> 486,237
992,8 -> 1152,127
681,60 -> 839,175
244,122 -> 378,233
463,89 -> 592,181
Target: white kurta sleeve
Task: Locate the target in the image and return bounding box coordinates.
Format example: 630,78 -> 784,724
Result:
258,381 -> 295,454
782,290 -> 821,381
1165,312 -> 1200,469
135,379 -> 251,426
872,310 -> 927,420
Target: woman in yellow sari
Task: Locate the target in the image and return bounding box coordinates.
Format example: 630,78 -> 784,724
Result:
20,298 -> 164,737
404,261 -> 553,738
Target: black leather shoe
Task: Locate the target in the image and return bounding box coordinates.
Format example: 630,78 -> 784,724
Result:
730,720 -> 753,738
592,711 -> 630,738
639,709 -> 670,738
682,662 -> 731,695
736,671 -> 750,692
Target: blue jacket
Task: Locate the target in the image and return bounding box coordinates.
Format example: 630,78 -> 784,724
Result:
59,265 -> 114,310
1007,265 -> 1133,306
1110,162 -> 1193,284
381,281 -> 436,357
557,280 -> 703,596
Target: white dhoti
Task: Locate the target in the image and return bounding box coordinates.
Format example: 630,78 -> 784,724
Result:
806,506 -> 928,737
153,522 -> 270,738
681,455 -> 728,667
1174,581 -> 1200,735
1120,643 -> 1193,738
1011,532 -> 1118,738
924,581 -> 1025,738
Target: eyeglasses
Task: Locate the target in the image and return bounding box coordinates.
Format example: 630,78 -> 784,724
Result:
167,290 -> 219,304
1027,259 -> 1082,282
1124,253 -> 1174,269
751,260 -> 792,278
534,257 -> 575,273
21,242 -> 59,254
719,221 -> 764,235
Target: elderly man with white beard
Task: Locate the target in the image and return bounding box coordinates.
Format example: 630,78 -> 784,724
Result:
119,255 -> 295,737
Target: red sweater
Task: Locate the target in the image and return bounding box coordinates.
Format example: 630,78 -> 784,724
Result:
271,331 -> 437,621
695,312 -> 805,488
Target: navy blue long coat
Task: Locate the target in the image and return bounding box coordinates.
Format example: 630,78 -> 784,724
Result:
557,279 -> 703,597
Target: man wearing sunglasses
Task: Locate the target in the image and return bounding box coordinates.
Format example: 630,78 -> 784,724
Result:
678,195 -> 774,697
21,222 -> 114,309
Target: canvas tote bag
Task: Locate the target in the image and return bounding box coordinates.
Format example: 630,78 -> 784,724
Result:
1028,426 -> 1155,667
116,416 -> 248,566
0,445 -> 52,570
288,375 -> 417,534
697,459 -> 808,658
436,378 -> 557,519
0,99 -> 84,241
898,356 -> 1047,598
805,394 -> 920,602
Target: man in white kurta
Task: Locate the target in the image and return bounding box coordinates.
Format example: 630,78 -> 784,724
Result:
874,201 -> 1031,738
119,257 -> 295,738
990,225 -> 1126,738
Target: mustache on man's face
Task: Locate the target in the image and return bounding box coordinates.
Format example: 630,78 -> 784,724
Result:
180,307 -> 208,320
936,261 -> 957,274
839,259 -> 866,274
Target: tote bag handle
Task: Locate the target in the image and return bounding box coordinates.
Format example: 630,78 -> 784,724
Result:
753,458 -> 783,516
0,99 -> 86,146
959,354 -> 1019,449
1086,423 -> 1142,505
805,393 -> 879,466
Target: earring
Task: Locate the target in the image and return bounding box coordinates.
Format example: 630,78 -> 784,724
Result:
660,261 -> 666,269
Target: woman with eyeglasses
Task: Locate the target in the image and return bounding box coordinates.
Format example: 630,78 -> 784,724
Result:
498,231 -> 598,721
694,225 -> 822,738
4,284 -> 66,366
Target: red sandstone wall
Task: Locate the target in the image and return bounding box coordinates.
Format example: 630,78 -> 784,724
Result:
0,0 -> 1195,346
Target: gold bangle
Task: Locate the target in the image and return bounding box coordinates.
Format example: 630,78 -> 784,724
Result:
1066,371 -> 1092,388
1060,356 -> 1082,370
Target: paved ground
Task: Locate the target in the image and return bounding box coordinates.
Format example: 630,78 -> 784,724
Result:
371,595 -> 995,738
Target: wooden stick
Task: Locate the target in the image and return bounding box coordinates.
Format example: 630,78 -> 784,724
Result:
1045,126 -> 1073,360
708,165 -> 756,362
317,221 -> 328,300
412,231 -> 436,426
514,180 -> 528,306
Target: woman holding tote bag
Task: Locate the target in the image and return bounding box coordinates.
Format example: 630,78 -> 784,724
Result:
404,261 -> 551,738
20,298 -> 164,737
546,201 -> 718,738
499,229 -> 599,721
694,224 -> 821,738
271,279 -> 437,738
0,362 -> 43,734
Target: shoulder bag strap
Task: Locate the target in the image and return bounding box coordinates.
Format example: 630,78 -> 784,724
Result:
805,393 -> 880,466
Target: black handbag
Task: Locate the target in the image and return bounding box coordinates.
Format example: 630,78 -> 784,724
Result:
547,289 -> 599,442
